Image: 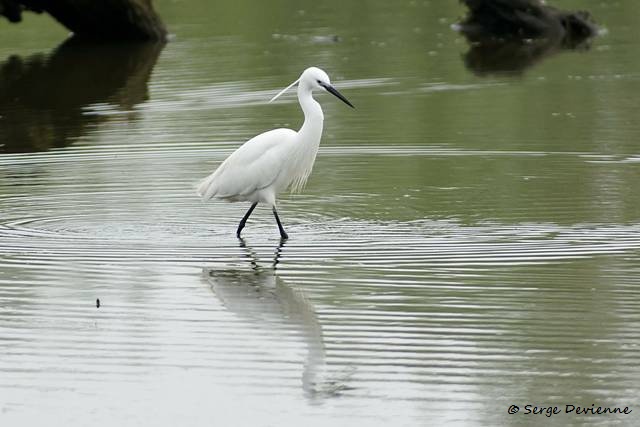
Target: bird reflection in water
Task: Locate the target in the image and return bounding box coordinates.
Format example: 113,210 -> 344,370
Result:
0,37 -> 164,153
204,239 -> 353,398
455,0 -> 598,76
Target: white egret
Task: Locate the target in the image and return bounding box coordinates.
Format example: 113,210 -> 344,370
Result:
197,67 -> 354,240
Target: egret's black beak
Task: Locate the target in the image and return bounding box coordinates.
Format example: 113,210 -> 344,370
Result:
320,82 -> 355,108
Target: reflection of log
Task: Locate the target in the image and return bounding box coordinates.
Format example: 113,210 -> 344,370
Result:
463,38 -> 562,76
0,38 -> 164,153
1,0 -> 166,41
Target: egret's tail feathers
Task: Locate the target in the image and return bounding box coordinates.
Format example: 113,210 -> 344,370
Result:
196,172 -> 218,201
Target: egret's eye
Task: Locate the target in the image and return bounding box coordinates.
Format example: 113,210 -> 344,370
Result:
316,79 -> 322,84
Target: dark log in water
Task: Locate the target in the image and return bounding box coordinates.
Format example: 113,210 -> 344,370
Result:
456,0 -> 598,76
458,0 -> 597,46
1,0 -> 166,41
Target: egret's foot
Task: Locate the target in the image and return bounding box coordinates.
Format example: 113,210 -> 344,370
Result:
272,207 -> 288,240
236,223 -> 247,239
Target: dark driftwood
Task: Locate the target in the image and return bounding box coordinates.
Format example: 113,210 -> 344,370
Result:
458,0 -> 597,46
456,0 -> 598,76
1,0 -> 166,41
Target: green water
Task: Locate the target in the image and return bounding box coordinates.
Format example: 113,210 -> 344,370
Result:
1,1 -> 640,426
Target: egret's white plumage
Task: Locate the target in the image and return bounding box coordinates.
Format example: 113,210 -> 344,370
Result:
197,67 -> 354,239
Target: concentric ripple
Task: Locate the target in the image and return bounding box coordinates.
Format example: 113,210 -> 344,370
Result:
2,139 -> 640,427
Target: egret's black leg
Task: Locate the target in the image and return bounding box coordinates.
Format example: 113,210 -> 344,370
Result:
272,207 -> 289,240
237,202 -> 258,238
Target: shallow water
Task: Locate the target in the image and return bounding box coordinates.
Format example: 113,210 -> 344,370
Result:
2,1 -> 640,426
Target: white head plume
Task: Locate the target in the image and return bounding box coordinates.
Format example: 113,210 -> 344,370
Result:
269,78 -> 300,103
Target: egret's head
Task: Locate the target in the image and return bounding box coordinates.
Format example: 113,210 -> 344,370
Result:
302,67 -> 331,90
305,67 -> 354,108
269,66 -> 354,108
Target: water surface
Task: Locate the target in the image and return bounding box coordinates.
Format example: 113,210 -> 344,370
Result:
1,1 -> 640,426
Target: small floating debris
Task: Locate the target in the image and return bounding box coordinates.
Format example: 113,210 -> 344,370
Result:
310,35 -> 342,44
272,33 -> 342,44
96,298 -> 100,308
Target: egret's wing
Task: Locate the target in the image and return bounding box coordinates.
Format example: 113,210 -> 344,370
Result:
197,128 -> 296,200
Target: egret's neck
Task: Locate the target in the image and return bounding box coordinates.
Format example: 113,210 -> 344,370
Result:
286,81 -> 325,192
297,85 -> 324,141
